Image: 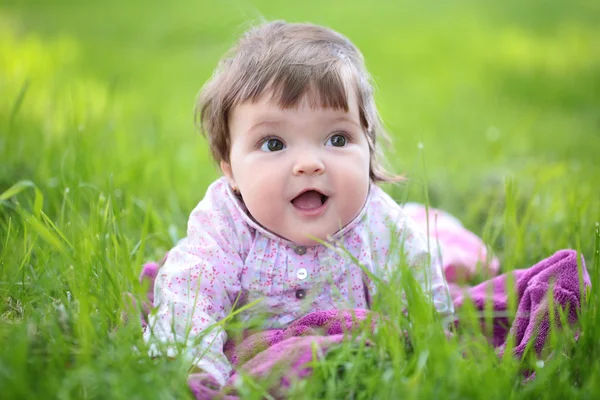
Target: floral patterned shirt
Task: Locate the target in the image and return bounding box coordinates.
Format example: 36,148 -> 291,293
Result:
144,177 -> 453,385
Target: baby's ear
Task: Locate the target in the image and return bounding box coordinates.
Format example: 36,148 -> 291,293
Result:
220,160 -> 235,187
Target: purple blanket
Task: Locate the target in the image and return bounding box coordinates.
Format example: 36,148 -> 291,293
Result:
139,249 -> 589,399
452,249 -> 589,357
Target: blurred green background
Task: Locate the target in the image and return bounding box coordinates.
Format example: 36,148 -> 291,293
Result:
1,1 -> 600,398
1,0 -> 599,266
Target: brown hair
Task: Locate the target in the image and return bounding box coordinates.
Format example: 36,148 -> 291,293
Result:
196,20 -> 399,183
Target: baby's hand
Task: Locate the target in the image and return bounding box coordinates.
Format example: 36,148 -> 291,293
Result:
189,365 -> 204,373
187,369 -> 223,391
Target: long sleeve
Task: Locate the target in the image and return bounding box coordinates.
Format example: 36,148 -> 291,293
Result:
397,214 -> 454,318
143,192 -> 245,386
365,186 -> 454,319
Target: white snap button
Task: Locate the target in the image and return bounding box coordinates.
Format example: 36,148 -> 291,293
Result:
296,268 -> 308,280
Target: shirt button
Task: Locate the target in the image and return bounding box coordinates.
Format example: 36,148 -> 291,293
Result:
295,289 -> 306,300
294,246 -> 307,255
296,268 -> 308,280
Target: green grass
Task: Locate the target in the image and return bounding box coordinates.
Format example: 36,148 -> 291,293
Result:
1,0 -> 599,398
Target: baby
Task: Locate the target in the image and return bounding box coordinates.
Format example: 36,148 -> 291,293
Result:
144,20 -> 453,386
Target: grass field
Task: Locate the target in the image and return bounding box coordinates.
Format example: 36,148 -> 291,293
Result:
1,0 -> 599,398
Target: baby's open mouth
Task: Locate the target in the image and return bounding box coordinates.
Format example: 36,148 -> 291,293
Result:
291,190 -> 329,210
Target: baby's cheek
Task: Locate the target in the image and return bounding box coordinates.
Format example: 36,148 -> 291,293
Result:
246,196 -> 284,229
341,185 -> 368,224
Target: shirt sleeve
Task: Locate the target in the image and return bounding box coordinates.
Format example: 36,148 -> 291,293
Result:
397,215 -> 455,319
143,198 -> 244,387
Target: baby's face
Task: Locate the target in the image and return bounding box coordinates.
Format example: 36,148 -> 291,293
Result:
222,90 -> 371,245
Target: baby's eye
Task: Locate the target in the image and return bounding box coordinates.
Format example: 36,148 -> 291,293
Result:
260,138 -> 285,152
326,134 -> 347,147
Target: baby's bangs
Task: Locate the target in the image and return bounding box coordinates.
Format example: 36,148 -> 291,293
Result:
242,62 -> 354,112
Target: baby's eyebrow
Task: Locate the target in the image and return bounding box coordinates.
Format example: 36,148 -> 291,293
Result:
247,120 -> 283,133
328,115 -> 361,127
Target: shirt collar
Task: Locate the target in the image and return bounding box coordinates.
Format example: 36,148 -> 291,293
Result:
222,177 -> 375,248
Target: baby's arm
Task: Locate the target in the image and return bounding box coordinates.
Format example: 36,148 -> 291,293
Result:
143,204 -> 243,387
397,215 -> 454,319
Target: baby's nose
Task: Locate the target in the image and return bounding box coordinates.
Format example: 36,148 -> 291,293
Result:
292,153 -> 325,175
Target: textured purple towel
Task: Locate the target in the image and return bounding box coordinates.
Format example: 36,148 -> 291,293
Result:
139,249 -> 589,399
138,261 -> 160,328
186,310 -> 374,399
453,249 -> 589,357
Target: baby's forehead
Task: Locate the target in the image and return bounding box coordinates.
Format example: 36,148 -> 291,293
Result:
228,109 -> 363,145
232,88 -> 361,122
247,81 -> 359,110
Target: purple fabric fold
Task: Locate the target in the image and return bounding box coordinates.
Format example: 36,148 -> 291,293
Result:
139,249 -> 590,399
453,249 -> 589,357
187,310 -> 373,399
